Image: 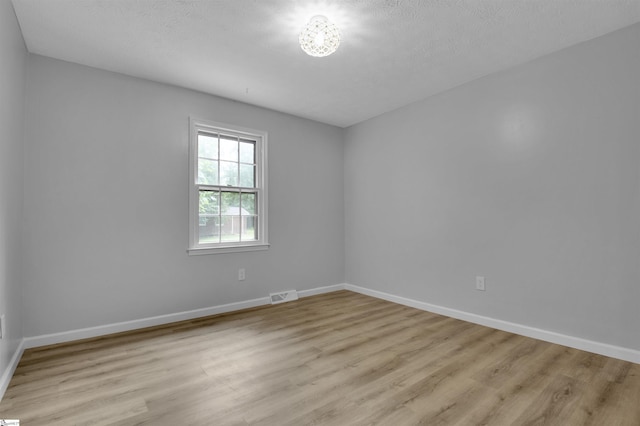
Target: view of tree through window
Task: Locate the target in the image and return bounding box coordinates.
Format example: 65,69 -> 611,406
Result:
197,133 -> 258,243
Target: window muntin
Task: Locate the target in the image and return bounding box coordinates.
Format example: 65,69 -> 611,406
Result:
189,119 -> 268,254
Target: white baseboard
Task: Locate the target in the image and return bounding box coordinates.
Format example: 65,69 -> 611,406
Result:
24,283 -> 347,350
298,283 -> 345,298
19,281 -> 640,363
345,284 -> 640,364
0,338 -> 26,401
24,297 -> 270,349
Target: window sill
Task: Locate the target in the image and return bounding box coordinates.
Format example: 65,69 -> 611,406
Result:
187,244 -> 270,256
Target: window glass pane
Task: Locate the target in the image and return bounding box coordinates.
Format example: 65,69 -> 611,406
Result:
240,193 -> 257,241
239,164 -> 255,188
198,190 -> 220,244
219,136 -> 238,162
239,141 -> 255,164
197,158 -> 219,185
221,191 -> 240,217
241,193 -> 256,215
221,192 -> 241,242
242,215 -> 258,241
198,133 -> 218,159
220,216 -> 241,242
220,161 -> 238,186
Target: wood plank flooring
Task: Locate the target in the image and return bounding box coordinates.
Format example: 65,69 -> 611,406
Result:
0,290 -> 638,425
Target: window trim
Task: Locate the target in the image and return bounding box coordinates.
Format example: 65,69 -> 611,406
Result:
188,117 -> 269,255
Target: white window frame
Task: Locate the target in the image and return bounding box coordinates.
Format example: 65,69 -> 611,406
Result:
188,117 -> 269,255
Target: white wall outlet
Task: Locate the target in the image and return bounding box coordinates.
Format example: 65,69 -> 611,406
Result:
238,268 -> 246,281
476,276 -> 486,291
0,314 -> 5,339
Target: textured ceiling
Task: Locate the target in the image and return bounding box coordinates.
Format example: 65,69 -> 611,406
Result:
11,0 -> 640,127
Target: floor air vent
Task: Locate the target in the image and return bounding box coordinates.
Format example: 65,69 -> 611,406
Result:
269,290 -> 299,305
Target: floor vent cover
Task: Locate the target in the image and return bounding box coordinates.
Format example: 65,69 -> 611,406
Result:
269,290 -> 299,304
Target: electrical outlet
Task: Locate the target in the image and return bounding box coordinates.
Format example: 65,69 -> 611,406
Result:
0,314 -> 5,339
238,268 -> 246,281
476,276 -> 486,291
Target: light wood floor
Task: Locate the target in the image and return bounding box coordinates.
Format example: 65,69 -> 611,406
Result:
1,290 -> 638,425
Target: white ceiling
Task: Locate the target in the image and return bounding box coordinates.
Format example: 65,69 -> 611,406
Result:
11,0 -> 640,128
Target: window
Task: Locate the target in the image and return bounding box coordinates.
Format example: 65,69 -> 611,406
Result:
188,118 -> 268,254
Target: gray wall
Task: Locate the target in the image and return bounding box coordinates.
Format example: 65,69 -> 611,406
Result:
0,0 -> 26,374
345,24 -> 640,350
22,56 -> 345,337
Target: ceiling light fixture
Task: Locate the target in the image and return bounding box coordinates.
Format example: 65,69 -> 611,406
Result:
299,15 -> 341,57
